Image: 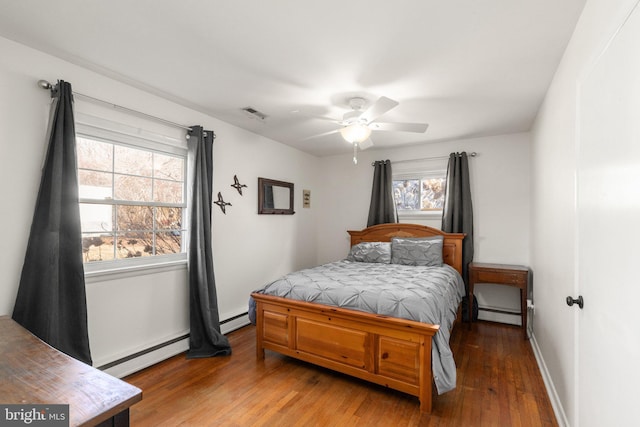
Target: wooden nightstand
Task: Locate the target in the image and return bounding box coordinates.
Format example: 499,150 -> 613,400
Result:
468,262 -> 530,340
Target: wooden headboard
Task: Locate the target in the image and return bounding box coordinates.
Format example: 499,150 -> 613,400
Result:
347,223 -> 465,275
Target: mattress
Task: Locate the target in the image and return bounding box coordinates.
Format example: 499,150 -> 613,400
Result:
249,260 -> 465,394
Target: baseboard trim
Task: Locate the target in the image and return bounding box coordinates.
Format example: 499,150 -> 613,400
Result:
100,313 -> 251,379
529,332 -> 569,427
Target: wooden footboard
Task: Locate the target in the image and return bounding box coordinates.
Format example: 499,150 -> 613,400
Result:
252,293 -> 440,413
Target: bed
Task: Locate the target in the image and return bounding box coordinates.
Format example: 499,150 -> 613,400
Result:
250,223 -> 465,413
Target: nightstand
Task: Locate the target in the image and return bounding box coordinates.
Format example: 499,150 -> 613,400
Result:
468,262 -> 530,340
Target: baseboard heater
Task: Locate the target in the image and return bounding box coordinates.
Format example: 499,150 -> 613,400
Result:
477,305 -> 522,326
98,312 -> 250,377
97,333 -> 190,371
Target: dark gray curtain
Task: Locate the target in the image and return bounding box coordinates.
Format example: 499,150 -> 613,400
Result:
441,152 -> 476,321
186,126 -> 231,358
12,80 -> 92,365
367,160 -> 397,226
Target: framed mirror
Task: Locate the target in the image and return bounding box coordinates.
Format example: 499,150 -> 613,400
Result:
258,177 -> 295,215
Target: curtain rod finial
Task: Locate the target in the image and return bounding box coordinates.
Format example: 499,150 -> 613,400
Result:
37,80 -> 53,90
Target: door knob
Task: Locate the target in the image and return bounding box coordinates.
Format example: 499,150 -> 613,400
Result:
566,295 -> 584,309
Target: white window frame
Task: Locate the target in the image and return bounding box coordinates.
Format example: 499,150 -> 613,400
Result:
393,170 -> 447,220
75,116 -> 188,277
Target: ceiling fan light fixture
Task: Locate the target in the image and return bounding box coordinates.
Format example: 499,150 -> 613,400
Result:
339,123 -> 372,144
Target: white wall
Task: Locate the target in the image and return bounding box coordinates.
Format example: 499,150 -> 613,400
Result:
530,0 -> 638,424
316,133 -> 531,322
0,36 -> 319,370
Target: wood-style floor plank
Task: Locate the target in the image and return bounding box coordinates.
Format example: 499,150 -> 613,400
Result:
125,322 -> 557,426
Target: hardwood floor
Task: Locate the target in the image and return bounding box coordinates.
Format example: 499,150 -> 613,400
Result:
125,322 -> 557,426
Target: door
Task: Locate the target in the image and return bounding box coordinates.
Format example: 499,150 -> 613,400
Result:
576,3 -> 640,426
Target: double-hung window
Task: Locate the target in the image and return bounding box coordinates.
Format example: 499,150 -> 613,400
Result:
393,168 -> 446,219
76,120 -> 188,270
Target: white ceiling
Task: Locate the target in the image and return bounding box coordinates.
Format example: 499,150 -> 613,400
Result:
0,0 -> 586,157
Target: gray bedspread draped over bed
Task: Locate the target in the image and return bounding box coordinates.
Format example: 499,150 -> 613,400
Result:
249,260 -> 465,395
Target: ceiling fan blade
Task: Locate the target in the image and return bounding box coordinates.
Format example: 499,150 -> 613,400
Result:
370,122 -> 429,133
359,138 -> 374,150
359,96 -> 399,124
300,128 -> 340,141
294,111 -> 342,124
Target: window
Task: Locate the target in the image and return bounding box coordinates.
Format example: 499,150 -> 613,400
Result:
77,134 -> 187,264
393,173 -> 446,218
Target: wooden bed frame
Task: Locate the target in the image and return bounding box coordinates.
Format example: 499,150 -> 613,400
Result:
251,223 -> 465,413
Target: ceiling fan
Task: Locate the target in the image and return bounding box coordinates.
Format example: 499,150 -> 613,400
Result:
303,96 -> 429,161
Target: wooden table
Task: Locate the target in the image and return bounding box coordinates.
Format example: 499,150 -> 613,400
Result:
468,262 -> 530,340
0,316 -> 142,426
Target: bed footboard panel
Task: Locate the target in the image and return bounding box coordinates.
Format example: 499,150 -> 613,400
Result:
252,293 -> 437,413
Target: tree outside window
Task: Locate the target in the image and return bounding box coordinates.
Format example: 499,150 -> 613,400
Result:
77,136 -> 186,262
393,176 -> 445,214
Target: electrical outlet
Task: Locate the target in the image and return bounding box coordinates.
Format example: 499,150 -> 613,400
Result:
527,299 -> 535,312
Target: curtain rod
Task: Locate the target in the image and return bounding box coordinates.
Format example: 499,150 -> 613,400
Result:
38,80 -> 193,132
372,152 -> 477,166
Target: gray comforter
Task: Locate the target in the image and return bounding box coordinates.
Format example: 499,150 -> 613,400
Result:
249,260 -> 465,395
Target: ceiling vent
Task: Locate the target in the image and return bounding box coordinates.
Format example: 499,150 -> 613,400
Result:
241,106 -> 267,121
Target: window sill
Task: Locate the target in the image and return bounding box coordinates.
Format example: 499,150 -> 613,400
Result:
398,211 -> 443,220
84,255 -> 187,283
